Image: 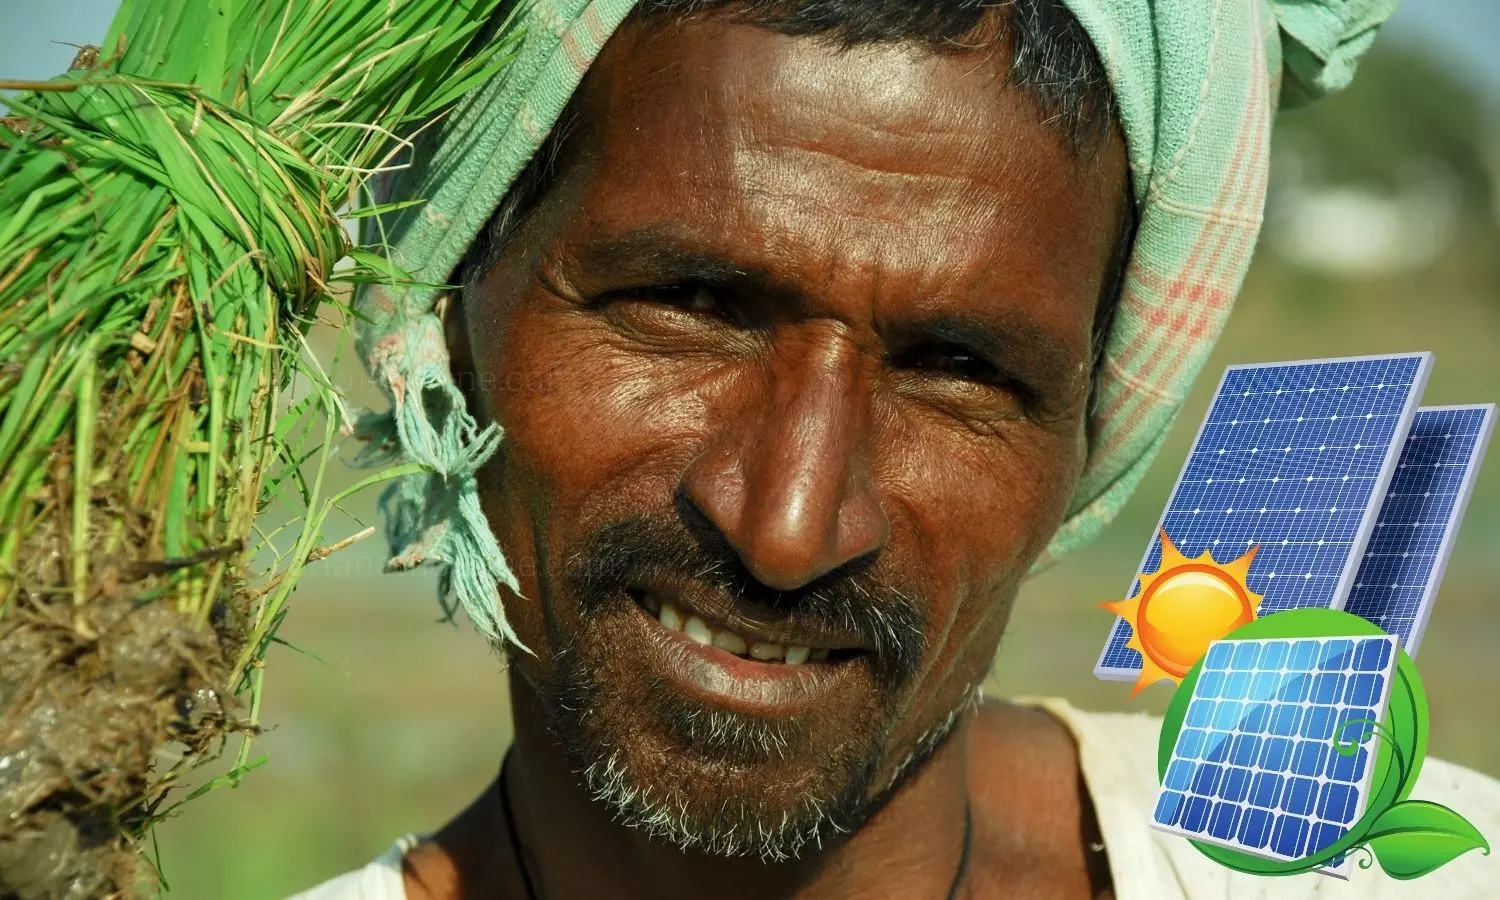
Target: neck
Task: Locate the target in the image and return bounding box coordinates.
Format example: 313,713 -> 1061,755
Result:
418,669 -> 975,900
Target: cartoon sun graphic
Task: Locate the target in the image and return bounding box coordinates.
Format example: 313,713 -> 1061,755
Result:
1103,530 -> 1265,695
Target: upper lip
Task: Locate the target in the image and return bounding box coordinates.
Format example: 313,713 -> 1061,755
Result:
631,579 -> 871,652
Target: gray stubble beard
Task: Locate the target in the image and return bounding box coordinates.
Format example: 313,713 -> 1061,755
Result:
567,681 -> 986,863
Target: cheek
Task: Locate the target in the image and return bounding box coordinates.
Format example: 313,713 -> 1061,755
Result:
476,306 -> 717,531
881,408 -> 1087,675
885,406 -> 1086,584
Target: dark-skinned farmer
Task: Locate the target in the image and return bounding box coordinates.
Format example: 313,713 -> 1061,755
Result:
296,2 -> 1500,898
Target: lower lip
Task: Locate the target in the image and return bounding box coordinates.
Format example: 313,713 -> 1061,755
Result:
624,599 -> 868,715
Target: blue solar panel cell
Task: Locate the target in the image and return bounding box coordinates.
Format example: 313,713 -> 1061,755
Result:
1210,802 -> 1240,841
1240,808 -> 1274,847
1301,706 -> 1336,740
1270,705 -> 1300,737
1273,815 -> 1308,857
1244,703 -> 1270,733
1098,355 -> 1431,680
1284,777 -> 1317,815
1223,766 -> 1253,802
1152,635 -> 1400,870
1156,791 -> 1184,825
1184,795 -> 1213,832
1328,746 -> 1368,784
1342,405 -> 1494,655
1250,772 -> 1282,808
1319,783 -> 1358,824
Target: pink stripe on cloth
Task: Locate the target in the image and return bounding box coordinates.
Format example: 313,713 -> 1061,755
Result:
1095,61 -> 1270,439
1097,35 -> 1274,453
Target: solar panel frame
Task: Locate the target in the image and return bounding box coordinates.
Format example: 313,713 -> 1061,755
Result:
1151,635 -> 1401,874
1095,353 -> 1432,681
1342,404 -> 1495,658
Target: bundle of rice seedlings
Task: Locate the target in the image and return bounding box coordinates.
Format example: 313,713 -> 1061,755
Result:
0,1 -> 517,894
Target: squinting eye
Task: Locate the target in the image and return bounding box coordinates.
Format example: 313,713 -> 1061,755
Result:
678,286 -> 719,312
628,283 -> 724,316
901,344 -> 1002,386
593,281 -> 751,333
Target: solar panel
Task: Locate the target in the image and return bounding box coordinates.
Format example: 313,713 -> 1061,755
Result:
1096,354 -> 1431,681
1152,635 -> 1399,873
1342,405 -> 1494,657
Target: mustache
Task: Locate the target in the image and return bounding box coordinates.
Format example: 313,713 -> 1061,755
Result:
562,514 -> 929,690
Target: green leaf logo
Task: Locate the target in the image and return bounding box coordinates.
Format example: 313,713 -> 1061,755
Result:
1364,800 -> 1492,880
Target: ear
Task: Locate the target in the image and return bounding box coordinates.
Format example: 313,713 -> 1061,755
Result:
442,290 -> 488,426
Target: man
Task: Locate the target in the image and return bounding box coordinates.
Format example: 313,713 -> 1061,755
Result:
300,1 -> 1500,897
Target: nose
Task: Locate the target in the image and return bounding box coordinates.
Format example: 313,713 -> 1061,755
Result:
680,328 -> 890,590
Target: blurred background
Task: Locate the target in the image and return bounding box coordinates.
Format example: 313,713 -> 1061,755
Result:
5,2 -> 1500,897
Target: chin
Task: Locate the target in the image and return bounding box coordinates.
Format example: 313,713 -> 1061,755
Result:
526,594 -> 907,862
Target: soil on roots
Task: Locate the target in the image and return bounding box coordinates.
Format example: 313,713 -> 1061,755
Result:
0,488 -> 250,899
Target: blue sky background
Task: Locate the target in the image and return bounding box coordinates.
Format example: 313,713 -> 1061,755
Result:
3,0 -> 1499,101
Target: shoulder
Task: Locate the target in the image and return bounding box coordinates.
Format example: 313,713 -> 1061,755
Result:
966,700 -> 1113,897
286,836 -> 418,900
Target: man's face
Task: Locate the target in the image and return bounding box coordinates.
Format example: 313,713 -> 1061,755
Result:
453,14 -> 1126,860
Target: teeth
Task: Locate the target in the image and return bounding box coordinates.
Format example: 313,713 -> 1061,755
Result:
650,598 -> 830,664
749,641 -> 785,661
683,615 -> 713,646
712,630 -> 748,655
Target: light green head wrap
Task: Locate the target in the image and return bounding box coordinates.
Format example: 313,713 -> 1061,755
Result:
353,0 -> 1398,648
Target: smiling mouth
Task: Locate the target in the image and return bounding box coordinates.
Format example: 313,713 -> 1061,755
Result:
627,588 -> 862,667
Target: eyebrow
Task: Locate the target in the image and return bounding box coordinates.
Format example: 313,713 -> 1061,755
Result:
568,225 -> 1082,378
570,226 -> 783,296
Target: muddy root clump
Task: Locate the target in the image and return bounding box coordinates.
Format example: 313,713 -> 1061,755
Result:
0,486 -> 249,899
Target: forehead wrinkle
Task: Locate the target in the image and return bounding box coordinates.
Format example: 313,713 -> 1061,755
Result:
581,20 -> 1102,277
563,15 -> 1116,359
720,96 -> 1108,288
735,40 -> 1022,187
745,132 -> 1013,201
729,184 -> 983,332
732,144 -> 996,249
707,49 -> 1100,295
747,25 -> 1010,128
724,139 -> 1071,323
